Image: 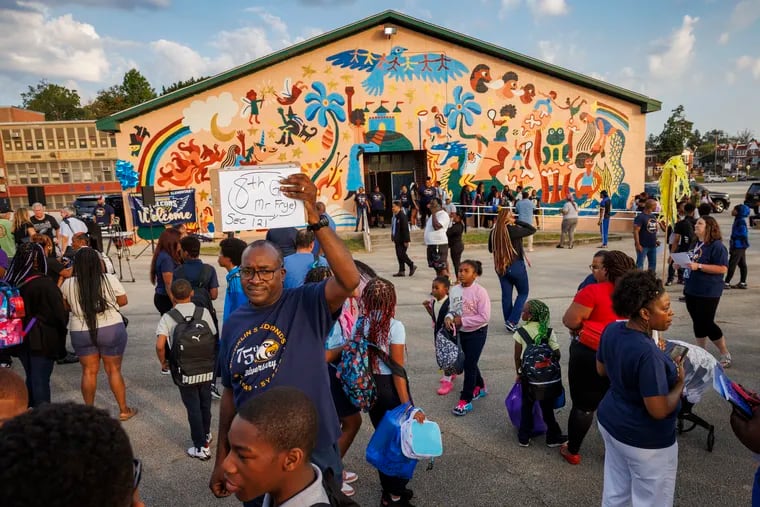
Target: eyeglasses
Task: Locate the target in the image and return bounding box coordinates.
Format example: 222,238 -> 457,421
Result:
240,266 -> 281,281
133,459 -> 142,489
589,264 -> 604,271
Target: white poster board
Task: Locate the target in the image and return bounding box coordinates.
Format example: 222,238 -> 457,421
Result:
214,164 -> 304,232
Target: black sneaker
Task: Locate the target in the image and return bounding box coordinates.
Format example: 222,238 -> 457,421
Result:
546,434 -> 569,448
408,264 -> 417,277
210,384 -> 222,400
518,435 -> 531,447
733,283 -> 748,289
56,352 -> 79,365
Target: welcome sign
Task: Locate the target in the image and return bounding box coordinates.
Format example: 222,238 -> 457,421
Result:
129,188 -> 196,227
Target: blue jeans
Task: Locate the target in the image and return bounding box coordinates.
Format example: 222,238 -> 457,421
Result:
636,246 -> 657,272
459,326 -> 488,403
18,348 -> 55,407
499,259 -> 529,326
600,218 -> 610,245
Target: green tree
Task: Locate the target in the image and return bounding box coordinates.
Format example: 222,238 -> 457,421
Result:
83,69 -> 157,120
656,105 -> 693,159
161,76 -> 208,95
20,80 -> 84,120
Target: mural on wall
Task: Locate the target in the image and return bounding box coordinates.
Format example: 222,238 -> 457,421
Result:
127,36 -> 635,232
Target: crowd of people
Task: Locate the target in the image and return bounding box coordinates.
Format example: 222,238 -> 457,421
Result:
0,176 -> 757,507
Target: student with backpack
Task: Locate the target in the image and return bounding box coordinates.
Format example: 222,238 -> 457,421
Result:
513,299 -> 567,447
173,235 -> 219,334
346,277 -> 423,507
422,276 -> 456,395
155,279 -> 217,460
444,259 -> 491,416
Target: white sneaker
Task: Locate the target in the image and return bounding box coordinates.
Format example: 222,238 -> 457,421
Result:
206,432 -> 213,446
341,482 -> 356,497
343,470 -> 358,484
187,446 -> 210,460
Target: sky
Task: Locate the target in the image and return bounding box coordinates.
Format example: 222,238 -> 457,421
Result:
0,0 -> 758,137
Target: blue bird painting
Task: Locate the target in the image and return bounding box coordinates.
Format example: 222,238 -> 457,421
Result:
326,46 -> 469,96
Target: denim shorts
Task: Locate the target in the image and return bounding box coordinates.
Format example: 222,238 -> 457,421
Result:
71,322 -> 128,357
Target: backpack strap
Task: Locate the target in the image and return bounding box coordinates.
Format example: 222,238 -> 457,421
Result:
368,343 -> 408,381
174,265 -> 186,283
167,308 -> 186,325
517,326 -> 552,345
192,306 -> 204,322
197,264 -> 213,289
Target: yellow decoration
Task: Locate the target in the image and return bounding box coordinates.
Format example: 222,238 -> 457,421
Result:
658,155 -> 690,227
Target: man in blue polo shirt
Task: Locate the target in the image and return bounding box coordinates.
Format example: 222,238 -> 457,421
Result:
209,173 -> 359,506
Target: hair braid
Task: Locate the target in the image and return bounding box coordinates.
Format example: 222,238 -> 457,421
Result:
602,250 -> 636,283
4,242 -> 46,286
524,299 -> 551,342
492,208 -> 517,276
357,277 -> 396,373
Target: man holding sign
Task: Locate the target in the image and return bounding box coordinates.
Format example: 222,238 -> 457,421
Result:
210,173 -> 360,505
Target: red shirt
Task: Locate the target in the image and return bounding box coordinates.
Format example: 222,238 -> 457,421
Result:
573,281 -> 623,350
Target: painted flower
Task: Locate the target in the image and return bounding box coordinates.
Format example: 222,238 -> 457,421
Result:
304,81 -> 346,127
444,85 -> 481,128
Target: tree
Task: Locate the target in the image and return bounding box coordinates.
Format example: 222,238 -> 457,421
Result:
83,69 -> 157,120
161,76 -> 208,95
735,128 -> 755,144
656,105 -> 693,159
646,133 -> 659,151
20,80 -> 84,120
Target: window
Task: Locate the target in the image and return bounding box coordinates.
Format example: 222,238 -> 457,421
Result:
110,137 -> 116,147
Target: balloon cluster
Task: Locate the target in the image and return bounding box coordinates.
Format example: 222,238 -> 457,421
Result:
115,159 -> 140,190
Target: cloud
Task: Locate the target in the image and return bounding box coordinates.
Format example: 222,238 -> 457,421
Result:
726,71 -> 736,84
527,0 -> 569,16
729,0 -> 760,32
536,37 -> 583,66
293,0 -> 355,4
648,15 -> 698,80
1,0 -> 170,9
182,92 -> 239,133
736,55 -> 760,79
0,3 -> 109,81
537,40 -> 559,63
718,32 -> 729,45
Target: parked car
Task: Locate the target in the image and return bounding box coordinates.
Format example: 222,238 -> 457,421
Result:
704,173 -> 727,183
643,182 -> 730,213
72,194 -> 126,224
745,182 -> 760,215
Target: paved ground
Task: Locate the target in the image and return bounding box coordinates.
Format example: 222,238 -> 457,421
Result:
13,183 -> 760,507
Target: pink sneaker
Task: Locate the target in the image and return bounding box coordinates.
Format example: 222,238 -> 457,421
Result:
437,378 -> 454,395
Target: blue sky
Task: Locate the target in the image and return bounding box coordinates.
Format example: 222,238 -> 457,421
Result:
0,0 -> 758,136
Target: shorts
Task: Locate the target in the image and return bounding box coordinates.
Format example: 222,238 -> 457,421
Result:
71,322 -> 128,357
328,364 -> 360,418
426,244 -> 449,270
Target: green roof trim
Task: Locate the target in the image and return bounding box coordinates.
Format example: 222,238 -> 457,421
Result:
96,10 -> 660,132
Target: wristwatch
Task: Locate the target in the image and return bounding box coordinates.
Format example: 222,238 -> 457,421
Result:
307,215 -> 329,232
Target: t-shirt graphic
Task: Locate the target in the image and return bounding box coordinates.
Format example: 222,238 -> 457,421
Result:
355,193 -> 367,208
229,324 -> 288,392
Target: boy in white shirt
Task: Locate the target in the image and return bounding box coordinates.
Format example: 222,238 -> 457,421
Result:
155,279 -> 217,460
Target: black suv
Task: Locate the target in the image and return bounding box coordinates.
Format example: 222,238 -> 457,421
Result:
72,194 -> 126,224
745,182 -> 760,214
643,182 -> 730,213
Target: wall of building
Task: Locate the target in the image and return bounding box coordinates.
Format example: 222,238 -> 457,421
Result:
0,107 -> 45,123
112,25 -> 646,233
0,120 -> 120,210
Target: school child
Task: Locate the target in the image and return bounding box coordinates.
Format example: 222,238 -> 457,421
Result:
513,299 -> 567,447
222,386 -> 356,506
444,260 -> 491,416
155,279 -> 217,460
422,276 -> 456,395
356,277 -> 424,507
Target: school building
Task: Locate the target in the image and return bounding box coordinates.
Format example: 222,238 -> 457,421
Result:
0,107 -> 120,211
96,10 -> 660,234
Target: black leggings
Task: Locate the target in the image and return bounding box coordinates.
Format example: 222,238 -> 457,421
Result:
567,340 -> 610,455
154,293 -> 173,315
726,248 -> 747,284
684,294 -> 723,341
369,374 -> 410,497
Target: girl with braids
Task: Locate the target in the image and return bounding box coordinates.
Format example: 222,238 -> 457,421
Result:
61,248 -> 137,421
444,259 -> 491,416
4,242 -> 68,406
597,270 -> 683,506
309,260 -> 376,498
561,250 -> 636,465
150,228 -> 182,315
488,207 -> 536,333
353,277 -> 423,507
513,299 -> 566,447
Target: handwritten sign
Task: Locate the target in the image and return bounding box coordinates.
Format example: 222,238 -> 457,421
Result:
214,164 -> 304,232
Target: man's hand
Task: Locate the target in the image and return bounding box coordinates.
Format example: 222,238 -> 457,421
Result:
404,242 -> 409,248
280,173 -> 318,221
635,244 -> 643,253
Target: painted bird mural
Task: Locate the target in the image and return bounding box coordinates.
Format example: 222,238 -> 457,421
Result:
326,46 -> 468,96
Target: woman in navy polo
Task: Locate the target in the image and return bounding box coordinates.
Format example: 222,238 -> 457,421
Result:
596,270 -> 685,506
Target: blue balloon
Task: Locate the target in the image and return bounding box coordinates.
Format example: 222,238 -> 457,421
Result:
115,159 -> 139,190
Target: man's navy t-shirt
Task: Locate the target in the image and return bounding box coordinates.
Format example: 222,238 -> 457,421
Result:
634,212 -> 658,247
219,281 -> 339,451
174,258 -> 220,291
597,322 -> 678,449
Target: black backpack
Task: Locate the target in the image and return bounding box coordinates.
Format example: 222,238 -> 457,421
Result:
173,264 -> 218,332
166,307 -> 216,387
518,327 -> 561,395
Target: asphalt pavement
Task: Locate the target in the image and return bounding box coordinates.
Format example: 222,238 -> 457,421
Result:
15,182 -> 760,507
